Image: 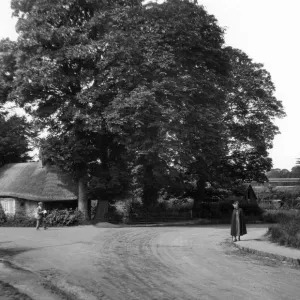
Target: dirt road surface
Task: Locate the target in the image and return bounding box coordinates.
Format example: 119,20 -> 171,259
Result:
0,225 -> 299,300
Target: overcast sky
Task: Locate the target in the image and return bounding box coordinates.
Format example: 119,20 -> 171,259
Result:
1,0 -> 299,170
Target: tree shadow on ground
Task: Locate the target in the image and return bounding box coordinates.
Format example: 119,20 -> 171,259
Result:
0,246 -> 33,259
238,238 -> 265,242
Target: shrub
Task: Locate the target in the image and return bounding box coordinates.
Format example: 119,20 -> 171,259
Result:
0,211 -> 36,227
45,208 -> 84,226
165,197 -> 194,211
197,201 -> 263,219
267,212 -> 300,249
0,208 -> 85,227
0,204 -> 7,224
262,209 -> 299,223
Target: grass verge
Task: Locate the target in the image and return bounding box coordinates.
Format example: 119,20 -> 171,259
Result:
267,210 -> 300,249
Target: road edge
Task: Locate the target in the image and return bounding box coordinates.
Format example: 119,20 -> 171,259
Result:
232,242 -> 300,267
0,258 -> 78,300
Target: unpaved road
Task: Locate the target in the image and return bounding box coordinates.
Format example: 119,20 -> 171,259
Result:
0,225 -> 299,300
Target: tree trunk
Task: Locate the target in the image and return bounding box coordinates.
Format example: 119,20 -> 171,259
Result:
94,200 -> 109,221
87,199 -> 91,219
143,164 -> 158,208
193,179 -> 206,210
78,176 -> 90,220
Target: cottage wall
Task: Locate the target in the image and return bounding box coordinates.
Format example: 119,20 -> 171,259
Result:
24,200 -> 38,217
13,199 -> 37,217
0,198 -> 36,217
1,198 -> 78,218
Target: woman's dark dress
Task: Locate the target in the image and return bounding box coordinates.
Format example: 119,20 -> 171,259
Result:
231,208 -> 247,236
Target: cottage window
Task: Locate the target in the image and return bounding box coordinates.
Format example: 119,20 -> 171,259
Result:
0,199 -> 15,215
2,200 -> 9,213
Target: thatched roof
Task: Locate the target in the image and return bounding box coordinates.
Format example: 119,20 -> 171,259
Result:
0,162 -> 78,201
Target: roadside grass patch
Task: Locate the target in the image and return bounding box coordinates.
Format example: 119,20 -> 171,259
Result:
267,210 -> 300,249
262,209 -> 299,223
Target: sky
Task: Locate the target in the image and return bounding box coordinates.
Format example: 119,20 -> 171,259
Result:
0,0 -> 299,170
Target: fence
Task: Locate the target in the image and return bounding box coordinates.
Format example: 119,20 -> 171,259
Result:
128,210 -> 193,223
101,201 -> 263,224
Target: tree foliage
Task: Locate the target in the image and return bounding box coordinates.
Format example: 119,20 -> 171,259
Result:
213,47 -> 285,184
0,113 -> 34,167
0,39 -> 34,167
0,0 -> 285,211
267,166 -> 300,179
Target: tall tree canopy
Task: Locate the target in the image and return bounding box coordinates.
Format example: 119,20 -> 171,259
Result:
0,112 -> 34,167
214,47 -> 285,184
0,39 -> 34,167
267,166 -> 300,179
0,0 -> 285,217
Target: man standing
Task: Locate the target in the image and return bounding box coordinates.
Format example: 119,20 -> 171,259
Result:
35,202 -> 48,230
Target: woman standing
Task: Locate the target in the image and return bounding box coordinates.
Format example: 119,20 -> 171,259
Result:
231,201 -> 247,242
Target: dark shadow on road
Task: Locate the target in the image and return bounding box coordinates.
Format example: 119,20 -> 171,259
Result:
0,246 -> 33,259
236,238 -> 265,242
27,241 -> 90,250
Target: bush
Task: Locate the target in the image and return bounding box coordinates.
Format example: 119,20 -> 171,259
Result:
0,208 -> 85,227
0,204 -> 7,224
45,208 -> 84,226
267,212 -> 300,249
0,211 -> 36,227
197,201 -> 263,219
165,197 -> 194,211
262,209 -> 299,223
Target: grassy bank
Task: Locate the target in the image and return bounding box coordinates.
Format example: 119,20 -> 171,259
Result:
265,210 -> 300,249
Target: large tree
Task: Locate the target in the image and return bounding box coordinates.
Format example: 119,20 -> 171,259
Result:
2,0 -> 285,216
7,0 -> 229,212
212,47 -> 285,185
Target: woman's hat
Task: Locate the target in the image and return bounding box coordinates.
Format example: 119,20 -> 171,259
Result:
38,202 -> 42,205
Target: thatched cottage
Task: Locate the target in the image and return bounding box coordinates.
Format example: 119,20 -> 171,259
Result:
0,162 -> 78,217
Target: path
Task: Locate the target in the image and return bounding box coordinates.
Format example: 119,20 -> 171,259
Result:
0,225 -> 299,300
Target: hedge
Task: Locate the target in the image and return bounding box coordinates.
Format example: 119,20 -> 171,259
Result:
267,210 -> 300,249
0,208 -> 84,227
